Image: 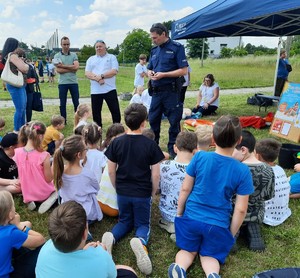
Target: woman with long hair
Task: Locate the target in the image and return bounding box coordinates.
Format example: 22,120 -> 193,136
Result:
2,38 -> 29,132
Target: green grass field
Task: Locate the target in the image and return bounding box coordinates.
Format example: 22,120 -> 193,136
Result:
1,55 -> 300,277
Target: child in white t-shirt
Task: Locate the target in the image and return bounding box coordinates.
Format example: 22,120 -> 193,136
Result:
255,138 -> 291,226
159,132 -> 197,240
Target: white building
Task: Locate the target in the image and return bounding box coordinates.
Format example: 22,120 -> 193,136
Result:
208,37 -> 242,57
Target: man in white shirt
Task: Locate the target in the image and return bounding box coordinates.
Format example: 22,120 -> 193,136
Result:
85,40 -> 121,127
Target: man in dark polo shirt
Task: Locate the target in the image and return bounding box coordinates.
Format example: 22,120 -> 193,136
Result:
147,23 -> 188,158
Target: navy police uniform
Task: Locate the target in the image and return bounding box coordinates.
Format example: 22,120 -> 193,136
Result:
147,39 -> 188,156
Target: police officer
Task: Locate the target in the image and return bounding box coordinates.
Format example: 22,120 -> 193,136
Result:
147,23 -> 188,158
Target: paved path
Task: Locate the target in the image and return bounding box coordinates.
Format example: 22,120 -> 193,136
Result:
0,86 -> 274,108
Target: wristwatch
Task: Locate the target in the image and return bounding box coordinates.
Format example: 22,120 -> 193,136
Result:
101,74 -> 104,79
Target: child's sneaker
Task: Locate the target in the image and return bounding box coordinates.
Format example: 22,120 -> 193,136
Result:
246,222 -> 265,251
207,273 -> 221,278
207,272 -> 221,278
101,232 -> 114,255
158,218 -> 175,234
38,191 -> 58,214
27,201 -> 36,211
168,263 -> 186,278
170,233 -> 176,242
130,237 -> 152,275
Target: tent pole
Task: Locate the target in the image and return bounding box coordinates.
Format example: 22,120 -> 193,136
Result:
201,39 -> 205,67
273,37 -> 282,96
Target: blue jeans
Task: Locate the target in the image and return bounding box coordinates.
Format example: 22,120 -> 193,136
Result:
58,83 -> 79,122
149,89 -> 183,154
112,195 -> 152,245
7,84 -> 27,131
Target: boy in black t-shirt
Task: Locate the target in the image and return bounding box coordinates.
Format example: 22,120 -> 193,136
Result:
103,103 -> 164,276
0,133 -> 21,193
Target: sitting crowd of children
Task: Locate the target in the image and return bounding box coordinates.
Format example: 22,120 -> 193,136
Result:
0,102 -> 298,278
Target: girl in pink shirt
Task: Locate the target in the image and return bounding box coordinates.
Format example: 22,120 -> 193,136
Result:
14,122 -> 57,214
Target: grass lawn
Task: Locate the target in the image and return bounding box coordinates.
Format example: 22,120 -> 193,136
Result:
1,55 -> 300,277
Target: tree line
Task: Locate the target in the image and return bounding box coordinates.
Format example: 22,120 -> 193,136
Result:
15,24 -> 300,64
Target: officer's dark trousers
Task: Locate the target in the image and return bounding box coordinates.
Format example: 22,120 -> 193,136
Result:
149,88 -> 183,155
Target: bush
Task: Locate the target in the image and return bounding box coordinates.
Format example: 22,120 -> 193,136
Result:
220,47 -> 232,58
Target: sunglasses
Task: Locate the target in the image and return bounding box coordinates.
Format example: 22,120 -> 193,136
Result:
95,39 -> 105,44
62,44 -> 70,46
205,79 -> 211,82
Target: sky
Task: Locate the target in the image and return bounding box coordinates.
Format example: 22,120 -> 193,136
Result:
0,0 -> 280,50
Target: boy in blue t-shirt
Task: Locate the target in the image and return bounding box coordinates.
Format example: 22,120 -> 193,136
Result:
103,103 -> 165,276
36,201 -> 137,278
168,115 -> 254,278
0,191 -> 45,278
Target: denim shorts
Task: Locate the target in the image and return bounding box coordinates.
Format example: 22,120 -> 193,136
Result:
175,215 -> 235,264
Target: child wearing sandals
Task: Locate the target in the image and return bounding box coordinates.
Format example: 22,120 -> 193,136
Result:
0,191 -> 45,278
14,122 -> 57,213
168,115 -> 254,278
53,134 -> 102,224
97,123 -> 125,217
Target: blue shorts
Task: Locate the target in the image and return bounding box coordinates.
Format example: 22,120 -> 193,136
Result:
290,172 -> 300,194
175,216 -> 235,264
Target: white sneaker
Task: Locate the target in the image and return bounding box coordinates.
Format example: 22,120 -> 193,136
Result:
38,191 -> 58,214
101,232 -> 114,255
27,201 -> 36,211
130,238 -> 152,275
158,218 -> 175,234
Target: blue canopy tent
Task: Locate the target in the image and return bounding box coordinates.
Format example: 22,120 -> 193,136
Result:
171,0 -> 300,95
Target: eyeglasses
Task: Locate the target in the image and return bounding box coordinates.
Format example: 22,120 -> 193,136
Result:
62,44 -> 70,46
205,79 -> 211,82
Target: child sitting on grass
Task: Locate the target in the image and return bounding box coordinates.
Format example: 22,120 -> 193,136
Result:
194,124 -> 213,151
97,123 -> 125,217
102,103 -> 164,275
74,103 -> 92,129
289,163 -> 300,199
82,123 -> 106,183
130,85 -> 144,105
159,131 -> 197,241
35,200 -> 137,278
0,191 -> 45,278
0,133 -> 21,194
255,138 -> 291,226
15,122 -> 57,214
168,115 -> 253,278
42,115 -> 65,155
53,134 -> 102,223
232,130 -> 275,251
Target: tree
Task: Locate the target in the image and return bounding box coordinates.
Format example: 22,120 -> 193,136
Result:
290,35 -> 300,55
232,46 -> 248,57
220,47 -> 232,58
186,38 -> 209,59
118,29 -> 152,63
107,45 -> 120,56
78,45 -> 95,61
162,20 -> 174,33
